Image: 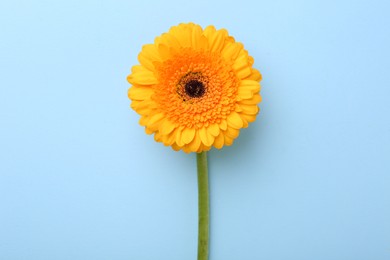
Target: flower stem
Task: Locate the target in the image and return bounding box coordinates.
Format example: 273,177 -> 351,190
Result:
197,151 -> 209,260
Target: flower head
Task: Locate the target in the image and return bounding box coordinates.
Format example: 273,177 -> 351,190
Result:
127,23 -> 262,153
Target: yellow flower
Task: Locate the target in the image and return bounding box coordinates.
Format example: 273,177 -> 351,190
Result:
127,23 -> 262,153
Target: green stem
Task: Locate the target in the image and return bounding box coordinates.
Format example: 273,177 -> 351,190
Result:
197,151 -> 209,260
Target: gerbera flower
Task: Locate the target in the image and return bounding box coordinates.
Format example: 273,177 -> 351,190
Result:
127,23 -> 262,153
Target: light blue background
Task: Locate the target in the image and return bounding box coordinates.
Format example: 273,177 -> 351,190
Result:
1,0 -> 389,259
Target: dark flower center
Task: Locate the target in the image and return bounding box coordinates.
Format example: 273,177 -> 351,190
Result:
185,80 -> 205,98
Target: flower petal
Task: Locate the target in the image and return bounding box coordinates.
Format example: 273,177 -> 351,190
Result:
159,33 -> 181,51
162,129 -> 177,146
160,120 -> 175,135
233,52 -> 252,79
239,94 -> 262,105
182,128 -> 196,144
225,127 -> 240,139
188,131 -> 201,152
199,127 -> 214,147
138,44 -> 161,71
240,79 -> 261,93
227,112 -> 243,129
139,116 -> 149,126
182,145 -> 193,154
148,113 -> 165,131
219,120 -> 227,130
213,133 -> 224,149
241,113 -> 257,124
191,24 -> 203,49
131,100 -> 157,114
207,123 -> 220,137
237,80 -> 260,100
244,68 -> 262,81
154,131 -> 162,142
175,127 -> 184,146
128,69 -> 158,85
158,43 -> 174,61
169,24 -> 192,48
222,42 -> 243,61
145,127 -> 153,135
128,87 -> 153,100
238,104 -> 259,115
224,134 -> 234,146
171,143 -> 181,151
204,26 -> 229,52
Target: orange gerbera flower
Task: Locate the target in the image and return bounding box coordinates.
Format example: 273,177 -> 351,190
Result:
127,23 -> 262,153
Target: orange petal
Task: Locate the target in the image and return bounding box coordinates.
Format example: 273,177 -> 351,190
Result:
198,35 -> 209,50
162,129 -> 177,146
171,143 -> 181,151
241,117 -> 249,128
205,27 -> 228,52
219,120 -> 227,130
240,79 -> 261,92
138,44 -> 160,71
159,33 -> 181,51
225,127 -> 240,139
197,143 -> 211,153
159,120 -> 175,135
241,113 -> 257,124
233,50 -> 251,79
170,24 -> 192,48
131,100 -> 157,114
175,127 -> 184,147
158,44 -> 172,61
239,94 -> 262,105
182,128 -> 196,144
145,127 -> 153,135
182,145 -> 193,154
222,42 -> 243,61
224,134 -> 234,146
199,127 -> 214,147
148,113 -> 165,131
213,133 -> 225,149
207,123 -> 220,137
238,104 -> 259,115
244,68 -> 262,81
227,112 -> 243,129
188,131 -> 201,152
128,87 -> 154,100
139,116 -> 149,127
191,24 -> 203,49
154,132 -> 162,142
128,70 -> 157,85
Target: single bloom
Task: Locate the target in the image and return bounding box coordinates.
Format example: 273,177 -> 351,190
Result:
127,23 -> 262,153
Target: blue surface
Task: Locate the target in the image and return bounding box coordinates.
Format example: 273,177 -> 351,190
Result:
1,0 -> 389,259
